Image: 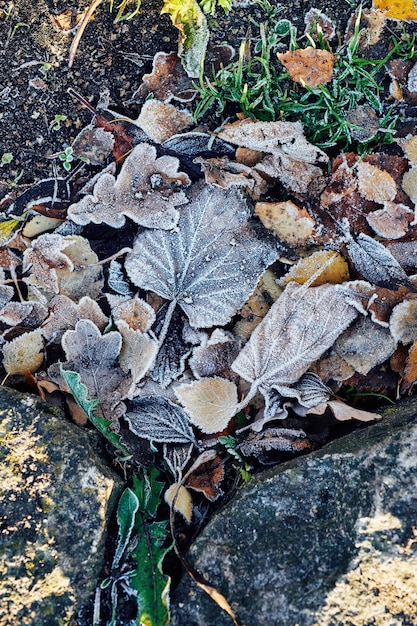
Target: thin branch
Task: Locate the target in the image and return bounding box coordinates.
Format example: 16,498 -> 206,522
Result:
68,0 -> 103,68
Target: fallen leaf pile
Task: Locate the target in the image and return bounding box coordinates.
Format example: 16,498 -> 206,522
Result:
2,6 -> 417,534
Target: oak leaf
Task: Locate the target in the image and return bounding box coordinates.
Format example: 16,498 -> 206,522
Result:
41,295 -> 108,343
67,143 -> 190,230
125,182 -> 279,329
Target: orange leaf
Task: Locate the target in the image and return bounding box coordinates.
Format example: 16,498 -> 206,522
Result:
277,47 -> 334,87
403,339 -> 417,389
373,0 -> 417,21
186,455 -> 225,501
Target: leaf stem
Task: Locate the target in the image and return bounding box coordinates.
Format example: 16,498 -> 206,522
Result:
157,299 -> 177,347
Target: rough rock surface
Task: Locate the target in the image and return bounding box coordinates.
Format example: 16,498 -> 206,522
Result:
170,400 -> 417,626
0,386 -> 124,626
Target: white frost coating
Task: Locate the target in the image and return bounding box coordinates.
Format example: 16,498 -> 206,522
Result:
125,182 -> 279,328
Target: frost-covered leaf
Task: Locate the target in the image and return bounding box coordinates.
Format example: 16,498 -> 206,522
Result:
117,320 -> 158,384
0,301 -> 48,328
58,319 -> 131,420
41,295 -> 108,343
151,305 -> 193,387
137,100 -> 193,143
335,316 -> 397,375
56,236 -> 104,302
186,454 -> 225,501
71,124 -> 115,165
3,328 -> 44,375
277,47 -> 335,88
366,202 -> 414,239
195,156 -> 268,197
133,51 -> 196,103
280,251 -> 350,287
189,329 -> 240,379
234,269 -> 282,339
390,299 -> 417,344
164,483 -> 193,523
125,182 -> 279,329
239,427 -> 312,463
217,119 -> 328,164
278,372 -> 333,408
255,200 -> 315,246
23,233 -> 75,294
108,260 -> 134,296
163,443 -> 194,479
108,295 -> 156,333
347,233 -> 413,291
161,0 -> 209,78
67,143 -> 190,230
356,161 -> 397,203
175,377 -> 238,434
232,283 -> 357,394
125,396 -> 196,444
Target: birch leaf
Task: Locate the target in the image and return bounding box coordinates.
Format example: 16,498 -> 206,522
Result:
232,282 -> 357,393
117,320 -> 158,384
125,396 -> 196,445
125,182 -> 279,329
175,377 -> 239,434
3,328 -> 44,375
347,233 -> 413,290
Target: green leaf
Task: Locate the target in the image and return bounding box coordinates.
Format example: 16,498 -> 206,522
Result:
113,487 -> 140,570
161,0 -> 209,77
130,516 -> 171,626
132,467 -> 164,518
60,367 -> 130,456
199,0 -> 231,13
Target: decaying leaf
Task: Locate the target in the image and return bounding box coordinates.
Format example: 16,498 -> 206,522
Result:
366,202 -> 414,239
232,282 -> 357,396
108,260 -> 133,297
255,200 -> 315,246
117,319 -> 158,384
125,182 -> 279,329
304,8 -> 336,41
186,454 -> 225,501
125,396 -> 196,444
3,328 -> 44,375
22,233 -> 75,294
53,236 -> 104,302
137,100 -> 193,143
165,483 -> 193,523
239,427 -> 312,464
234,269 -> 282,339
403,339 -> 417,389
301,399 -> 381,422
195,156 -> 268,198
277,372 -> 333,409
71,124 -> 115,164
189,329 -> 240,379
356,161 -> 397,203
175,377 -> 238,434
277,47 -> 335,88
0,301 -> 48,329
347,233 -> 414,290
334,315 -> 397,375
280,251 -> 350,286
108,295 -> 156,333
41,295 -> 108,343
133,51 -> 196,103
217,119 -> 328,164
390,299 -> 417,343
338,280 -> 407,327
58,319 -> 131,421
68,143 -> 190,230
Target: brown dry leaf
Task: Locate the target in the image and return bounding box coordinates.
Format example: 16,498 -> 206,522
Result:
345,105 -> 380,142
67,143 -> 190,230
117,319 -> 158,384
133,51 -> 196,103
356,161 -> 397,203
137,100 -> 193,143
281,251 -> 350,286
340,280 -> 408,327
71,124 -> 115,165
50,7 -> 85,32
255,200 -> 315,246
41,295 -> 107,343
54,236 -> 104,302
234,269 -> 282,340
402,166 -> 417,221
277,47 -> 335,88
366,202 -> 414,239
389,299 -> 417,343
3,328 -> 44,375
326,400 -> 381,422
175,377 -> 238,434
195,156 -> 268,198
189,329 -> 240,379
312,348 -> 356,382
304,8 -> 336,41
362,8 -> 386,46
334,316 -> 397,375
164,483 -> 193,523
22,233 -> 75,294
186,455 -> 225,501
239,427 -> 313,463
216,118 -> 328,164
403,339 -> 417,389
398,135 -> 417,166
0,301 -> 48,328
108,295 -> 156,333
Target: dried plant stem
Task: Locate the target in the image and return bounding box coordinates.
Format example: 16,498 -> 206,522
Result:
68,0 -> 103,68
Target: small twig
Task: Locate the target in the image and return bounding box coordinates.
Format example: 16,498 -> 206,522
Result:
68,0 -> 103,68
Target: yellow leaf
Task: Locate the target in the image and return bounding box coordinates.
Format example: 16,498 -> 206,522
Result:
255,200 -> 315,246
373,0 -> 417,21
281,250 -> 350,286
3,328 -> 44,375
165,483 -> 193,523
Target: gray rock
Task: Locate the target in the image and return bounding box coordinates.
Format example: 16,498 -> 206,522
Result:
170,400 -> 417,626
0,386 -> 124,626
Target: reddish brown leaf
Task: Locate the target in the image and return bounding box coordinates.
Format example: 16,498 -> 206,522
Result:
186,455 -> 225,501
